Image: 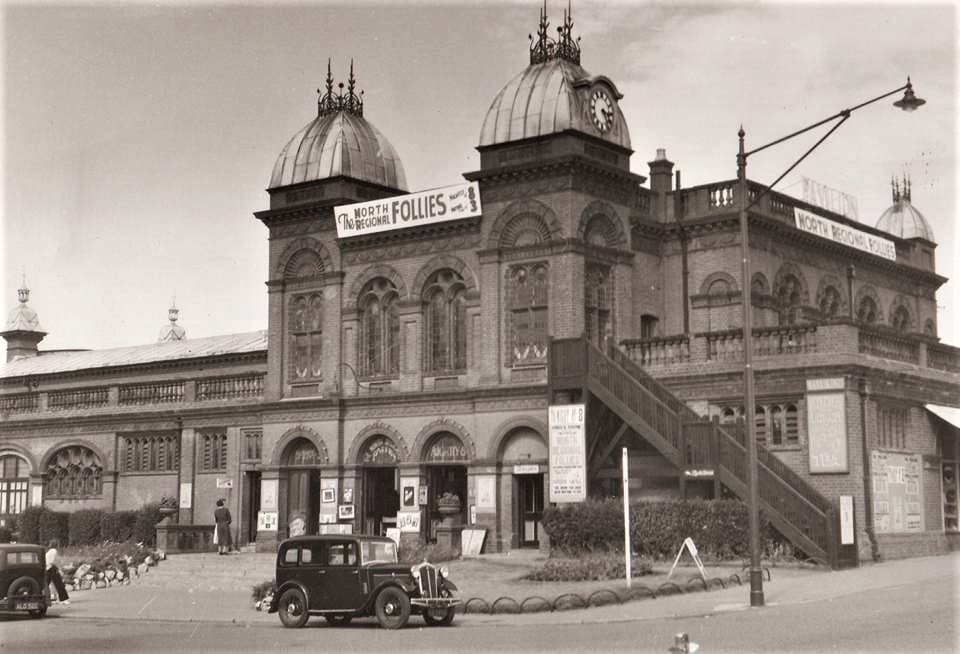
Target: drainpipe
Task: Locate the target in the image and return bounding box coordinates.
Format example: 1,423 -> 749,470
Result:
858,377 -> 880,561
674,170 -> 690,335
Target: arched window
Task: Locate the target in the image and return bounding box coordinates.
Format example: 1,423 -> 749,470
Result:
360,436 -> 399,465
707,278 -> 731,295
785,404 -> 799,445
924,319 -> 936,337
891,305 -> 911,332
776,274 -> 803,325
585,265 -> 612,348
359,278 -> 400,377
45,446 -> 102,498
289,293 -> 323,380
754,406 -> 768,445
770,405 -> 784,445
423,270 -> 467,373
857,296 -> 878,324
819,286 -> 842,319
507,263 -> 549,365
0,454 -> 29,518
285,438 -> 320,466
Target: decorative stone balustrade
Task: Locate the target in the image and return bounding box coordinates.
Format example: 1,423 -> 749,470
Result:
196,374 -> 264,400
119,381 -> 185,406
47,387 -> 109,411
621,335 -> 690,367
858,326 -> 920,365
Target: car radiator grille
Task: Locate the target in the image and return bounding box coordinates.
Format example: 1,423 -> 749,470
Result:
417,565 -> 439,598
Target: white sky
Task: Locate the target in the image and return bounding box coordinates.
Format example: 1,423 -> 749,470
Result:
2,1 -> 957,351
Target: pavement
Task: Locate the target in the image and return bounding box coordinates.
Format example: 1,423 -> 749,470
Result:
40,549 -> 959,627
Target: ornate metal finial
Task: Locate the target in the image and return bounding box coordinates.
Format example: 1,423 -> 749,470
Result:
168,296 -> 179,323
891,176 -> 898,203
904,174 -> 911,202
317,60 -> 364,117
529,1 -> 581,66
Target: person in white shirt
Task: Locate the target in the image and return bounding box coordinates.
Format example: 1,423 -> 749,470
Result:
45,540 -> 70,605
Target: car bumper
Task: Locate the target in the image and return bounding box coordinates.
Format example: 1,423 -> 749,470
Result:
0,595 -> 47,612
410,598 -> 463,608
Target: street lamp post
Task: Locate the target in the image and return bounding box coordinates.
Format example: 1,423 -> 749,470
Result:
736,77 -> 924,608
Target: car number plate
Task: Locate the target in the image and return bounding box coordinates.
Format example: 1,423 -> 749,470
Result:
15,601 -> 40,610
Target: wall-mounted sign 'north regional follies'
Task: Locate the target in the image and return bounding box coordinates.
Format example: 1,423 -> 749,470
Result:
335,181 -> 481,238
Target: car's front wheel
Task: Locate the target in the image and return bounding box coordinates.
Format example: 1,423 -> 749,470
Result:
278,588 -> 309,628
422,588 -> 456,626
374,586 -> 410,630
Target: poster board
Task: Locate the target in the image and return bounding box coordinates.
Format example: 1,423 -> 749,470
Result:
806,378 -> 849,473
872,451 -> 922,533
460,529 -> 487,557
548,404 -> 587,503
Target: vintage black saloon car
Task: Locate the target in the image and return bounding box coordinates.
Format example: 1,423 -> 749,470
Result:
0,543 -> 48,618
270,534 -> 460,629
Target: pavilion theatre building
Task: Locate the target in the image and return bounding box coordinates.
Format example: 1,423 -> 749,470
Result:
2,9 -> 959,563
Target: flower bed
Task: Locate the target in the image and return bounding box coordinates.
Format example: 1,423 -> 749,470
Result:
59,541 -> 166,591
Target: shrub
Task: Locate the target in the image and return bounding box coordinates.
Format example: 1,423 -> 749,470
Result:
38,509 -> 68,546
133,503 -> 163,545
18,506 -> 45,544
101,511 -> 139,543
543,498 -> 775,560
526,552 -> 653,582
399,542 -> 458,564
0,526 -> 13,543
68,509 -> 104,545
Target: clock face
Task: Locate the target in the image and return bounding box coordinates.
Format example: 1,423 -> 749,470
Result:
590,89 -> 614,133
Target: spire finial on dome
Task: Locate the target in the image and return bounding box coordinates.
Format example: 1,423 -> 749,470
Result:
158,298 -> 186,343
529,1 -> 580,66
904,174 -> 911,202
317,60 -> 364,118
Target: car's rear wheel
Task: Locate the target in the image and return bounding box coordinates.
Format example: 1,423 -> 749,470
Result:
324,614 -> 352,626
278,588 -> 309,628
374,586 -> 410,630
8,576 -> 46,619
422,588 -> 456,626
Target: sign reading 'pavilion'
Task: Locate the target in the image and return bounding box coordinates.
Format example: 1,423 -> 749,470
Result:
334,181 -> 481,238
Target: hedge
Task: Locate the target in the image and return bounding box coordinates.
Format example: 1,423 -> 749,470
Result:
38,509 -> 69,546
101,511 -> 138,543
134,504 -> 163,546
68,509 -> 104,546
542,498 -> 776,559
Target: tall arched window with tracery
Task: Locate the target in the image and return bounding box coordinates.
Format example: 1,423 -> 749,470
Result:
289,293 -> 323,380
891,305 -> 911,332
819,286 -> 842,319
776,274 -> 802,325
359,278 -> 400,377
423,270 -> 467,373
585,264 -> 612,347
507,263 -> 549,365
857,295 -> 879,324
45,446 -> 102,499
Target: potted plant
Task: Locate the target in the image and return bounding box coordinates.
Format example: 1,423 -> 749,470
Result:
158,496 -> 178,519
436,492 -> 462,526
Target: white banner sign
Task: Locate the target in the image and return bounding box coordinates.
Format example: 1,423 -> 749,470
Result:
396,511 -> 422,533
549,404 -> 587,503
335,181 -> 480,238
794,208 -> 896,261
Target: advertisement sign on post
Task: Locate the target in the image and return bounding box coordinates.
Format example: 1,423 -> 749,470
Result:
334,181 -> 481,239
548,404 -> 586,503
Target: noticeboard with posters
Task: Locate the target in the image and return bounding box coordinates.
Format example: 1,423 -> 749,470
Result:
872,451 -> 922,533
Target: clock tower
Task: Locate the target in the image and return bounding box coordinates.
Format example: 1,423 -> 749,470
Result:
467,3 -> 654,386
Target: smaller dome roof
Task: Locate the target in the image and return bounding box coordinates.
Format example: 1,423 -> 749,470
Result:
269,62 -> 407,191
875,179 -> 934,241
4,286 -> 44,334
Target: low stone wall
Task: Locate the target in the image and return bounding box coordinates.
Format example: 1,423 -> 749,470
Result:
876,532 -> 949,560
156,521 -> 215,553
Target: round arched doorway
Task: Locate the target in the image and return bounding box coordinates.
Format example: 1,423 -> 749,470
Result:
282,438 -> 321,537
422,432 -> 468,544
358,435 -> 400,536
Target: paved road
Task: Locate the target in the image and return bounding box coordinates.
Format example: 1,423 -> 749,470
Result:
1,568 -> 955,653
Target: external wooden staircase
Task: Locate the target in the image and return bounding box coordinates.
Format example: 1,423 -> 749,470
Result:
548,336 -> 849,568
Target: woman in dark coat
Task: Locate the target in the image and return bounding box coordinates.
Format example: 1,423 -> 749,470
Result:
214,499 -> 233,555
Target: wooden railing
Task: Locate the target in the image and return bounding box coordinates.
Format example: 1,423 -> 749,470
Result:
196,374 -> 264,401
47,387 -> 109,411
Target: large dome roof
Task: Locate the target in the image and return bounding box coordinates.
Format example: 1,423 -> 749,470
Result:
875,179 -> 934,241
478,8 -> 630,150
269,64 -> 407,191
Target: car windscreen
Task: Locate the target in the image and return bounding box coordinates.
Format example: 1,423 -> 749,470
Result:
361,540 -> 398,564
